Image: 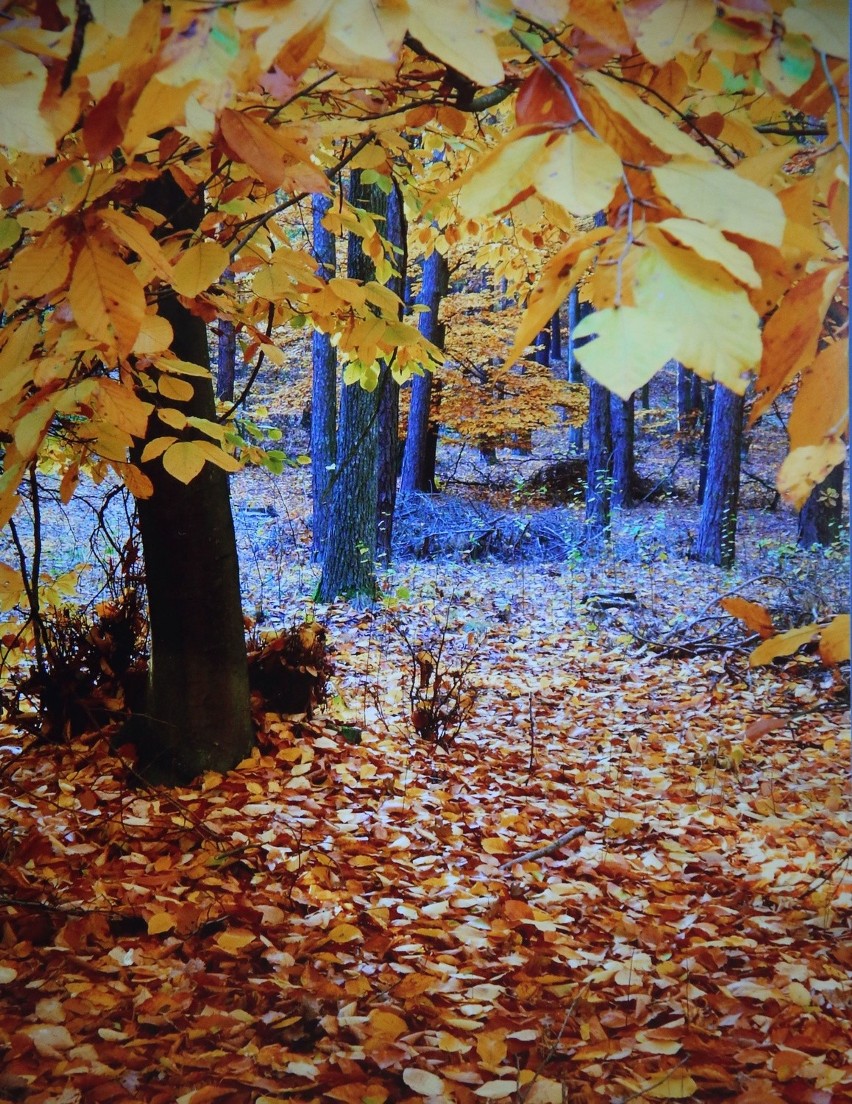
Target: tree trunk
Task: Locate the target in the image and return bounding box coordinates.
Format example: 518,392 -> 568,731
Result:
676,361 -> 700,455
549,308 -> 562,362
694,383 -> 744,567
375,180 -> 406,564
132,174 -> 253,784
400,248 -> 449,493
585,377 -> 612,552
216,269 -> 236,402
535,322 -> 550,366
566,287 -> 583,452
798,462 -> 845,548
610,392 -> 635,508
317,172 -> 387,603
310,194 -> 337,559
698,382 -> 715,505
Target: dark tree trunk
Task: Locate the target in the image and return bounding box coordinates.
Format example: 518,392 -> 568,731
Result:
698,382 -> 715,505
535,322 -> 550,366
694,383 -> 744,567
566,287 -> 584,452
216,269 -> 236,402
798,462 -> 845,548
677,361 -> 700,455
375,180 -> 406,564
317,172 -> 387,603
132,175 -> 253,784
400,248 -> 449,493
585,378 -> 612,551
610,392 -> 635,508
310,194 -> 337,559
640,382 -> 651,409
549,308 -> 562,362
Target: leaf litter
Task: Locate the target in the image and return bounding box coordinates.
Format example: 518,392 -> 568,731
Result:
0,556 -> 849,1103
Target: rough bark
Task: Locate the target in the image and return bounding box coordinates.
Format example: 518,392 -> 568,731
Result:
610,392 -> 635,508
375,180 -> 406,564
132,174 -> 253,784
215,270 -> 236,402
694,383 -> 745,567
798,462 -> 845,548
549,308 -> 562,362
317,172 -> 387,603
400,248 -> 449,493
585,377 -> 613,552
566,287 -> 584,453
310,194 -> 337,559
676,361 -> 700,455
698,382 -> 715,505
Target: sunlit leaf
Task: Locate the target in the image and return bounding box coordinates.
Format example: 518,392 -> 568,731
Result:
818,614 -> 850,666
533,129 -> 623,216
170,241 -> 231,298
776,438 -> 846,508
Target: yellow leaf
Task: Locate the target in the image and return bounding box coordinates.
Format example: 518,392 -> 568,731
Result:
481,837 -> 511,855
720,596 -> 775,638
573,305 -> 677,399
818,615 -> 850,666
776,439 -> 847,508
326,923 -> 363,943
70,235 -> 146,356
749,622 -> 820,667
170,241 -> 230,298
13,397 -> 56,459
118,463 -> 154,499
635,239 -> 761,390
368,1009 -> 408,1040
583,71 -> 712,160
653,159 -> 786,247
147,911 -> 177,935
533,130 -> 623,216
631,0 -> 715,65
474,1081 -> 519,1099
785,981 -> 813,1007
524,1078 -> 563,1104
162,441 -> 207,483
407,0 -> 505,86
788,340 -> 848,449
8,228 -> 73,299
133,314 -> 174,355
760,32 -> 815,96
643,1072 -> 698,1099
322,0 -> 407,77
158,407 -> 188,431
784,0 -> 849,60
402,1068 -> 445,1097
657,218 -> 760,287
122,78 -> 193,155
99,208 -> 174,283
215,929 -> 256,953
0,45 -> 55,155
140,436 -> 177,463
159,376 -> 196,402
634,1030 -> 682,1055
454,129 -> 552,218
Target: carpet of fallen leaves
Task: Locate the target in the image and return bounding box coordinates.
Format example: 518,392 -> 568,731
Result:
1,561 -> 850,1104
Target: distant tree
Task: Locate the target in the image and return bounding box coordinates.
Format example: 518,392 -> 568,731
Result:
698,382 -> 715,506
375,180 -> 407,564
566,287 -> 584,453
610,393 -> 635,508
676,362 -> 701,455
216,269 -> 237,402
549,309 -> 562,363
318,172 -> 387,603
798,463 -> 845,548
585,377 -> 612,551
310,194 -> 338,559
693,384 -> 745,567
400,248 -> 449,493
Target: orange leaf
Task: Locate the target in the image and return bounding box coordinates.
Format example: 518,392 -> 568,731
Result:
749,623 -> 819,667
69,233 -> 146,356
147,911 -> 177,935
818,614 -> 850,666
720,596 -> 775,638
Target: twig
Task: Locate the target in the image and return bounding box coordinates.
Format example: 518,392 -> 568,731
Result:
499,825 -> 586,870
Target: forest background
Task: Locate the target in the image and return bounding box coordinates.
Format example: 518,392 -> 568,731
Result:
0,2 -> 849,1102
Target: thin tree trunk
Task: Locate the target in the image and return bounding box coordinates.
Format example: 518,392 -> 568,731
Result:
216,268 -> 236,402
310,194 -> 337,559
798,462 -> 845,547
585,378 -> 612,552
132,174 -> 253,784
677,361 -> 700,455
400,248 -> 448,493
698,382 -> 715,505
375,180 -> 406,564
611,392 -> 635,508
549,308 -> 562,362
535,321 -> 550,366
317,172 -> 387,603
694,384 -> 744,567
566,287 -> 583,452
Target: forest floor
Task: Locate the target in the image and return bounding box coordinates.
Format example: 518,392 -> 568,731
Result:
0,376 -> 850,1103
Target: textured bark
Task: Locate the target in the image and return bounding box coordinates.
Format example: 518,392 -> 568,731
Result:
698,382 -> 715,505
132,175 -> 253,784
798,462 -> 845,548
585,378 -> 612,551
610,392 -> 635,508
400,248 -> 449,493
310,194 -> 337,559
375,181 -> 406,564
535,323 -> 550,366
215,270 -> 236,402
676,361 -> 700,455
694,383 -> 744,567
566,287 -> 584,453
549,308 -> 562,362
317,173 -> 387,603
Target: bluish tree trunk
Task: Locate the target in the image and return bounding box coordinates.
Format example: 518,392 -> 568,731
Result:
694,384 -> 744,567
798,462 -> 845,548
610,392 -> 635,508
585,378 -> 612,552
310,194 -> 337,559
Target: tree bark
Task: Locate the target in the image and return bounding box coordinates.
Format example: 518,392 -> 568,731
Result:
585,377 -> 612,552
375,180 -> 406,564
676,361 -> 699,455
549,308 -> 562,362
317,172 -> 387,603
610,392 -> 635,508
132,174 -> 253,784
698,382 -> 715,505
216,269 -> 236,402
694,383 -> 744,567
310,194 -> 337,560
798,461 -> 845,548
566,287 -> 583,452
400,248 -> 448,493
